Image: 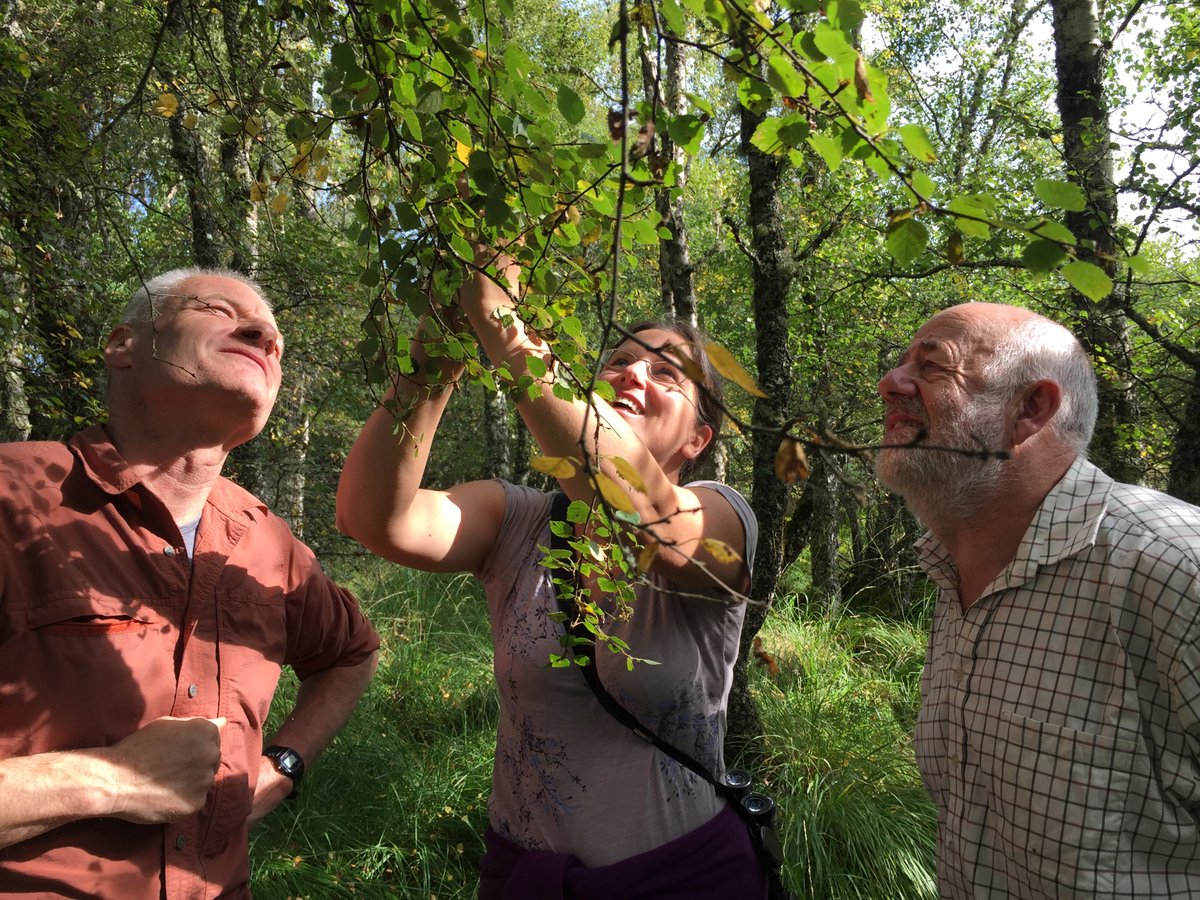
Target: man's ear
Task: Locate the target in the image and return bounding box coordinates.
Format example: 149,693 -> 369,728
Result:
1012,379 -> 1061,446
103,324 -> 136,371
681,423 -> 714,462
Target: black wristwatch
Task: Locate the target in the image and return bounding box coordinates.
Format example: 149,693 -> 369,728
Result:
263,745 -> 305,799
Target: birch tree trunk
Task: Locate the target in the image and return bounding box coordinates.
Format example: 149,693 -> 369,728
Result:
1051,0 -> 1139,481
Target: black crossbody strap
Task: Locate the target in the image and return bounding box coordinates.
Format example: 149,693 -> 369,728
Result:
546,493 -> 793,896
547,492 -> 742,806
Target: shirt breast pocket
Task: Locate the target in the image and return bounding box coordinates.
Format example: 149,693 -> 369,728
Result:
1,594 -> 176,753
984,710 -> 1136,897
214,588 -> 287,732
26,594 -> 159,635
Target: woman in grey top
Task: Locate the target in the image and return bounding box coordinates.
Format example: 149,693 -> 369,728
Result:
337,247 -> 765,899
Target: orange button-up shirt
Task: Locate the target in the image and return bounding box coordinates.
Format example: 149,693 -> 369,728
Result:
0,427 -> 379,898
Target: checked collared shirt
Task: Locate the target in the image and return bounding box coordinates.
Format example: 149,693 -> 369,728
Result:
915,457 -> 1200,899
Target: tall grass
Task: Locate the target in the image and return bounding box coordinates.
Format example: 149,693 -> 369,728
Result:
752,606 -> 937,899
250,562 -> 937,899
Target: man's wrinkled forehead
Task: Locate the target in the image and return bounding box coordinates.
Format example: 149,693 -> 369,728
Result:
171,279 -> 275,318
912,307 -> 1002,360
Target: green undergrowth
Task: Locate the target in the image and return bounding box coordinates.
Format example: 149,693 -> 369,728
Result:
250,561 -> 936,899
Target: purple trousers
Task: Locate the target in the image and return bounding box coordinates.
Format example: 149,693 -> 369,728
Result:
478,804 -> 769,900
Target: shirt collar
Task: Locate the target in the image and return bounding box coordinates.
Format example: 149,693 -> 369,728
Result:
68,424 -> 268,519
914,456 -> 1112,597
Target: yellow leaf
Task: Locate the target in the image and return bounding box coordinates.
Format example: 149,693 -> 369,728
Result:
249,181 -> 269,203
636,540 -> 659,572
704,341 -> 767,398
456,140 -> 471,165
289,152 -> 310,178
700,537 -> 742,564
313,164 -> 329,182
244,115 -> 264,138
153,92 -> 178,118
530,455 -> 579,478
611,456 -> 647,493
773,438 -> 810,484
181,111 -> 199,130
947,231 -> 964,266
270,192 -> 289,214
592,472 -> 635,512
666,347 -> 704,385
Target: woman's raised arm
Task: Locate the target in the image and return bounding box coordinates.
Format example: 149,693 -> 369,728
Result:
457,250 -> 748,591
336,322 -> 506,575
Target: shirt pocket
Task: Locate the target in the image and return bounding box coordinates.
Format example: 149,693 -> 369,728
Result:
26,593 -> 160,634
213,588 -> 286,737
984,709 -> 1135,897
1,594 -> 176,753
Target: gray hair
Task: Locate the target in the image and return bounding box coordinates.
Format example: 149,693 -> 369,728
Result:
119,267 -> 270,326
983,313 -> 1098,455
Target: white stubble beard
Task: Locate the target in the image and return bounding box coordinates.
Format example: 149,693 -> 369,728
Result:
876,394 -> 1011,528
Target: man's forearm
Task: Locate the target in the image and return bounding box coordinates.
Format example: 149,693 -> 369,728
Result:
266,653 -> 379,763
0,751 -> 113,849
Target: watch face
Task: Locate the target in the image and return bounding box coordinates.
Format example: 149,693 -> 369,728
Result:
277,750 -> 301,774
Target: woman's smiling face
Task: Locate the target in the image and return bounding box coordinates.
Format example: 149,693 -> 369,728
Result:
600,328 -> 712,478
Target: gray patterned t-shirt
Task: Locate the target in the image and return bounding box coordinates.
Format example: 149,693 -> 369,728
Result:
476,479 -> 758,867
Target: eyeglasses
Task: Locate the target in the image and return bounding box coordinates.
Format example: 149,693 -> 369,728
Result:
600,348 -> 691,389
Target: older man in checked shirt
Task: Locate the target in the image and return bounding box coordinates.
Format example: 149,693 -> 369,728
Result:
877,301 -> 1200,899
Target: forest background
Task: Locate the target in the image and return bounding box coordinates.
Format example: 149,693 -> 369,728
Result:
2,0 -> 1197,896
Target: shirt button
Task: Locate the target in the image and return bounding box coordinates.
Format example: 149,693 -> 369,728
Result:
187,683 -> 199,698
176,835 -> 187,850
163,546 -> 176,557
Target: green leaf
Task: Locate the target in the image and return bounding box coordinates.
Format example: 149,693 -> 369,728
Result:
556,85 -> 585,126
750,118 -> 786,156
808,132 -> 843,171
948,195 -> 992,239
566,499 -> 590,524
658,0 -> 686,35
330,43 -> 357,73
751,114 -> 809,156
737,77 -> 772,116
1061,260 -> 1114,300
910,170 -> 936,201
767,54 -> 806,98
449,233 -> 474,261
1034,178 -> 1087,212
667,114 -> 705,155
1124,254 -> 1150,274
1022,239 -> 1067,273
813,21 -> 855,61
826,0 -> 864,32
886,218 -> 929,267
1027,219 -> 1077,245
897,124 -> 936,163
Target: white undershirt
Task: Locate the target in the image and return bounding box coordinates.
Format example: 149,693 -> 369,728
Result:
178,516 -> 201,560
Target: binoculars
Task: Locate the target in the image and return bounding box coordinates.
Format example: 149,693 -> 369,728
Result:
723,768 -> 785,865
